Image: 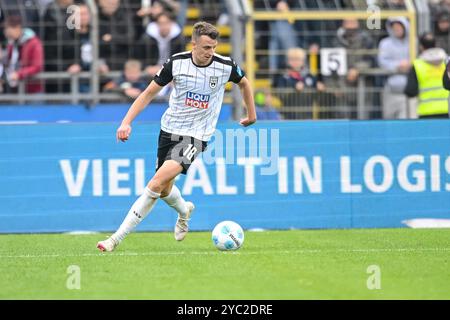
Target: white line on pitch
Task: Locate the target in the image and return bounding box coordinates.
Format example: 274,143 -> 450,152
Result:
1,247 -> 450,259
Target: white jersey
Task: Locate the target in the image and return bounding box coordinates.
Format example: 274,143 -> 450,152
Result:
153,51 -> 245,141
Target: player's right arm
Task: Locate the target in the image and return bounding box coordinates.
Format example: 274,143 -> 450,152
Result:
228,60 -> 256,127
117,58 -> 174,142
117,81 -> 163,142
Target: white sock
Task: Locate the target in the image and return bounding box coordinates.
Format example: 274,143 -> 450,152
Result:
111,187 -> 160,243
161,185 -> 188,217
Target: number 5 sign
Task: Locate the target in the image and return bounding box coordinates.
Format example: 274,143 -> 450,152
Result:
320,48 -> 348,76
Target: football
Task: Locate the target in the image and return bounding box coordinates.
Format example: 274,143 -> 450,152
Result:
211,221 -> 245,251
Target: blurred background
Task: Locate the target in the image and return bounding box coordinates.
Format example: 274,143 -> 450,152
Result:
0,0 -> 448,122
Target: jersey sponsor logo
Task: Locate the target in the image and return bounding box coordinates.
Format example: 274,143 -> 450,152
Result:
185,92 -> 210,109
209,76 -> 219,89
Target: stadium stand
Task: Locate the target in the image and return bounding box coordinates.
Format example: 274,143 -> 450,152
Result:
0,0 -> 448,120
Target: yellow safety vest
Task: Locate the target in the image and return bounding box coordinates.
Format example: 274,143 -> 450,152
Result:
413,59 -> 449,116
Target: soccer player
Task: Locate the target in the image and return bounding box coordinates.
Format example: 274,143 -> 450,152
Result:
97,22 -> 257,252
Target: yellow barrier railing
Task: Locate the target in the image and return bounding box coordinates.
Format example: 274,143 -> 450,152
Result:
245,1 -> 417,89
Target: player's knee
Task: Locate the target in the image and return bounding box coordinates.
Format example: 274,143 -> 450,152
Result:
147,177 -> 167,194
160,189 -> 170,198
160,183 -> 175,198
147,182 -> 162,194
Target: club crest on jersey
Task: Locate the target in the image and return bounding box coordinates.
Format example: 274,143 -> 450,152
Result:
209,76 -> 219,89
185,92 -> 210,109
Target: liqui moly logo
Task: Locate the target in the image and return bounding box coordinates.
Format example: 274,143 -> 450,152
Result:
185,92 -> 210,109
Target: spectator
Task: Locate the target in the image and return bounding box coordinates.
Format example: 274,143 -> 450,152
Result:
296,1 -> 341,50
136,0 -> 187,28
274,48 -> 323,90
378,17 -> 410,119
98,0 -> 135,70
137,11 -> 184,76
268,1 -> 298,74
434,11 -> 450,54
273,47 -> 324,119
327,18 -> 375,118
134,0 -> 167,44
335,19 -> 375,76
431,1 -> 450,34
104,59 -> 148,100
66,3 -> 109,93
0,0 -> 41,37
67,4 -> 91,74
42,0 -> 76,93
35,1 -> 53,15
404,32 -> 449,118
137,0 -> 179,21
3,15 -> 43,93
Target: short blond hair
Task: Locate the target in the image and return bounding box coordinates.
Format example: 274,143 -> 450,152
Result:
286,48 -> 306,61
124,59 -> 142,71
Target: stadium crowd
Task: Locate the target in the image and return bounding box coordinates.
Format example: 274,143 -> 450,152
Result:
0,0 -> 190,97
0,0 -> 449,120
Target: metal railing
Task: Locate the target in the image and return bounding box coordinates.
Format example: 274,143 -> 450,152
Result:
0,71 -> 167,105
244,0 -> 418,87
86,0 -> 100,105
265,69 -> 416,120
225,0 -> 250,119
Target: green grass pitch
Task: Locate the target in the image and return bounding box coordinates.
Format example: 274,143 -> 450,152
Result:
1,228 -> 450,299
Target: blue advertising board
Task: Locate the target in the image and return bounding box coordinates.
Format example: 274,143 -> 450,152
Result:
0,103 -> 232,123
1,120 -> 449,233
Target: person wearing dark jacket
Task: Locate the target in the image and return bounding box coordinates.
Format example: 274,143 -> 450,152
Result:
98,0 -> 135,71
66,3 -> 100,93
404,32 -> 449,118
444,58 -> 450,117
444,58 -> 450,90
273,47 -> 325,119
434,11 -> 450,54
42,0 -> 76,93
3,15 -> 43,93
136,11 -> 185,76
103,59 -> 148,101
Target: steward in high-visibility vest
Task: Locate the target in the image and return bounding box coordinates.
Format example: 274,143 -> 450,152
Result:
404,32 -> 449,118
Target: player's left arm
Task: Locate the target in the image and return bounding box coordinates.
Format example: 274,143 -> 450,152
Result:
237,76 -> 257,127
